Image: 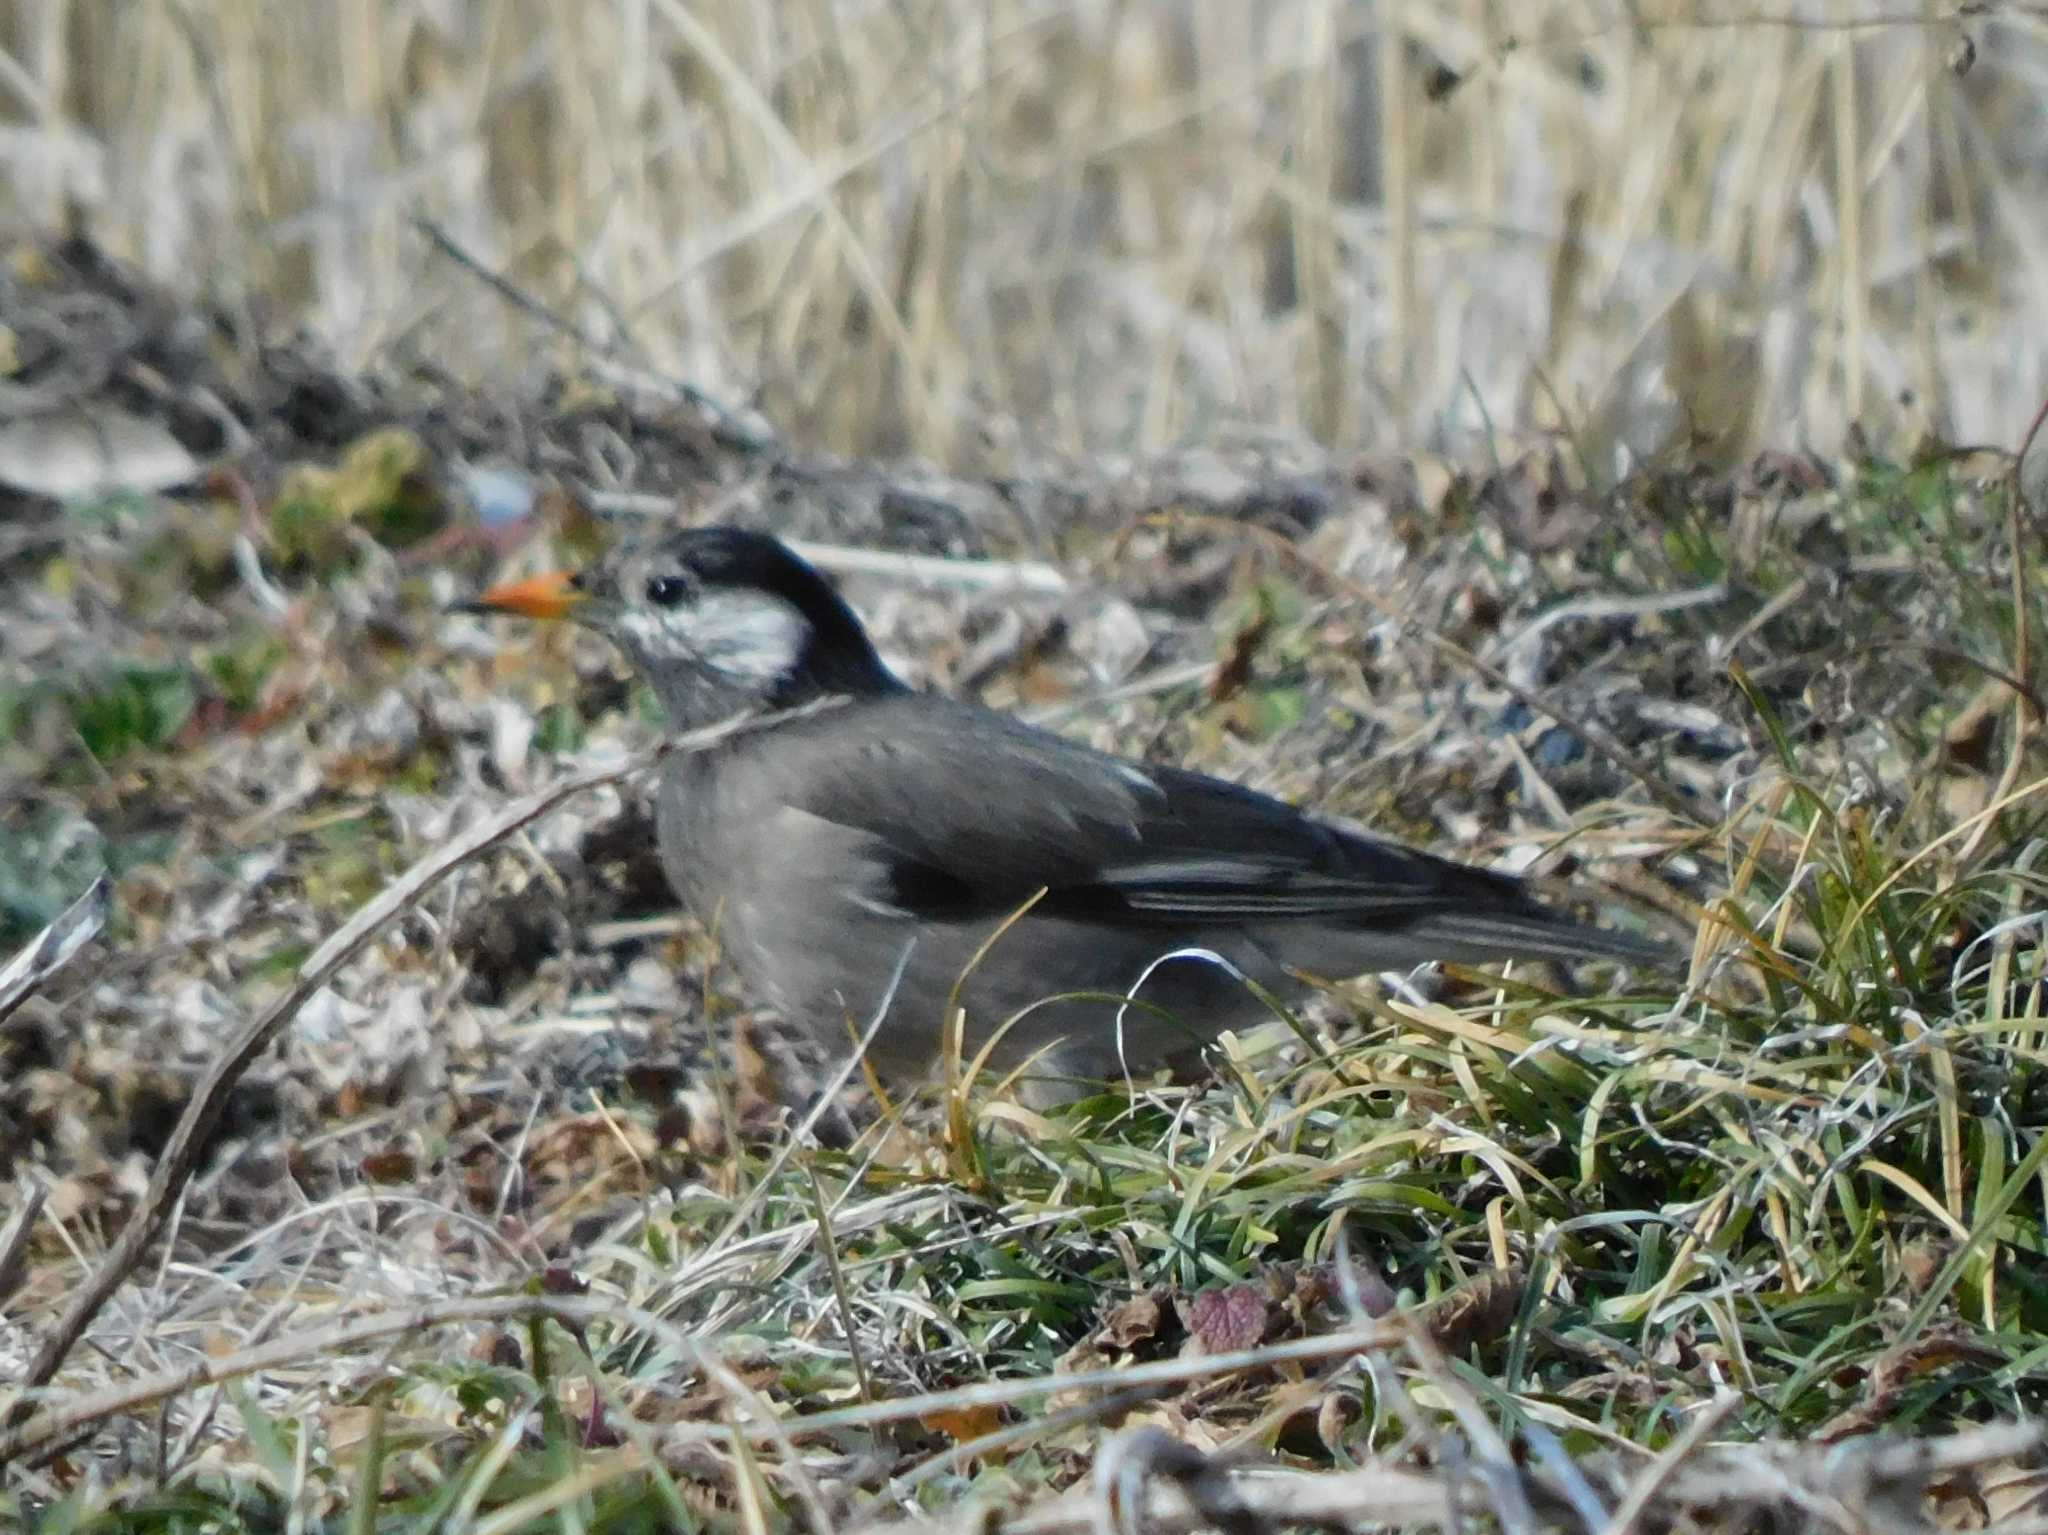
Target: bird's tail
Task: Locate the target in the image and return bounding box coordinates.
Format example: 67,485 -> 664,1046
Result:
1397,909 -> 1677,969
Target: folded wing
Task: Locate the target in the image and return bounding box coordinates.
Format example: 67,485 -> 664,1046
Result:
759,695 -> 1663,964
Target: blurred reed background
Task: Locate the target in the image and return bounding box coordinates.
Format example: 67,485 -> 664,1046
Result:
0,1 -> 2039,471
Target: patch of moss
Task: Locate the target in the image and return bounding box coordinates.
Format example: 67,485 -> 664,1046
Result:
272,427 -> 446,573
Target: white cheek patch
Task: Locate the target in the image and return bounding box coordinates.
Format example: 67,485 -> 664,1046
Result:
612,589 -> 810,686
678,590 -> 810,682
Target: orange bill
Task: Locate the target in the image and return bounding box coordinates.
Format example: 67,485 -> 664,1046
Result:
464,569 -> 584,620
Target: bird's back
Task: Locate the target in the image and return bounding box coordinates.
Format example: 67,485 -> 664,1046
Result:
653,692 -> 1660,1086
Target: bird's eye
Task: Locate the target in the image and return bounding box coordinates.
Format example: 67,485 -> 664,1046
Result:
645,574 -> 692,607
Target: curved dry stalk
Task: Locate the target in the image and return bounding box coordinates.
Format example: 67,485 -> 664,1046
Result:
2,703 -> 829,1447
0,874 -> 111,1028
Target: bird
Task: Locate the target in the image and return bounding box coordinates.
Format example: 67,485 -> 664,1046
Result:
460,526 -> 1668,1093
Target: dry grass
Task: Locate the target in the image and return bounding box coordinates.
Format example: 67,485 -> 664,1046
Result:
6,2 -> 2048,1530
4,2 -> 2045,466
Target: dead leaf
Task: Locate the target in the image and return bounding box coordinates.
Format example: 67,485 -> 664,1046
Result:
920,1402 -> 1007,1457
1291,1259 -> 1397,1322
1100,1288 -> 1167,1349
1419,1267 -> 1524,1355
1317,1390 -> 1361,1454
1818,1323 -> 2008,1441
0,402 -> 200,500
731,1014 -> 779,1124
1900,1239 -> 1948,1296
359,1146 -> 417,1183
1979,1460 -> 2048,1523
1453,583 -> 1504,634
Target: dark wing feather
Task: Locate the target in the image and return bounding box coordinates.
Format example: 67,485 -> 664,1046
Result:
761,694 -> 1540,934
1046,762 -> 1540,926
764,696 -> 1153,915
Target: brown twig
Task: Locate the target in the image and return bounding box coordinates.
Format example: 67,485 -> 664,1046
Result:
412,217 -> 749,438
580,489 -> 1073,595
1604,1391 -> 1743,1535
412,216 -> 606,353
0,1186 -> 48,1313
772,1317 -> 1408,1438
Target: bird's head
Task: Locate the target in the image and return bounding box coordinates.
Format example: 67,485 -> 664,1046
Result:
460,526 -> 901,728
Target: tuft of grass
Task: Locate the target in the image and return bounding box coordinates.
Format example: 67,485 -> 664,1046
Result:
62,665 -> 196,764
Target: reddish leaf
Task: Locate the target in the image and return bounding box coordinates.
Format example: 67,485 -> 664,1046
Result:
359,1146 -> 416,1183
1185,1282 -> 1271,1354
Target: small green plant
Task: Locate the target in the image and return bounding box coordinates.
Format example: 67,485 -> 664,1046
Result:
204,635 -> 289,719
67,665 -> 196,761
